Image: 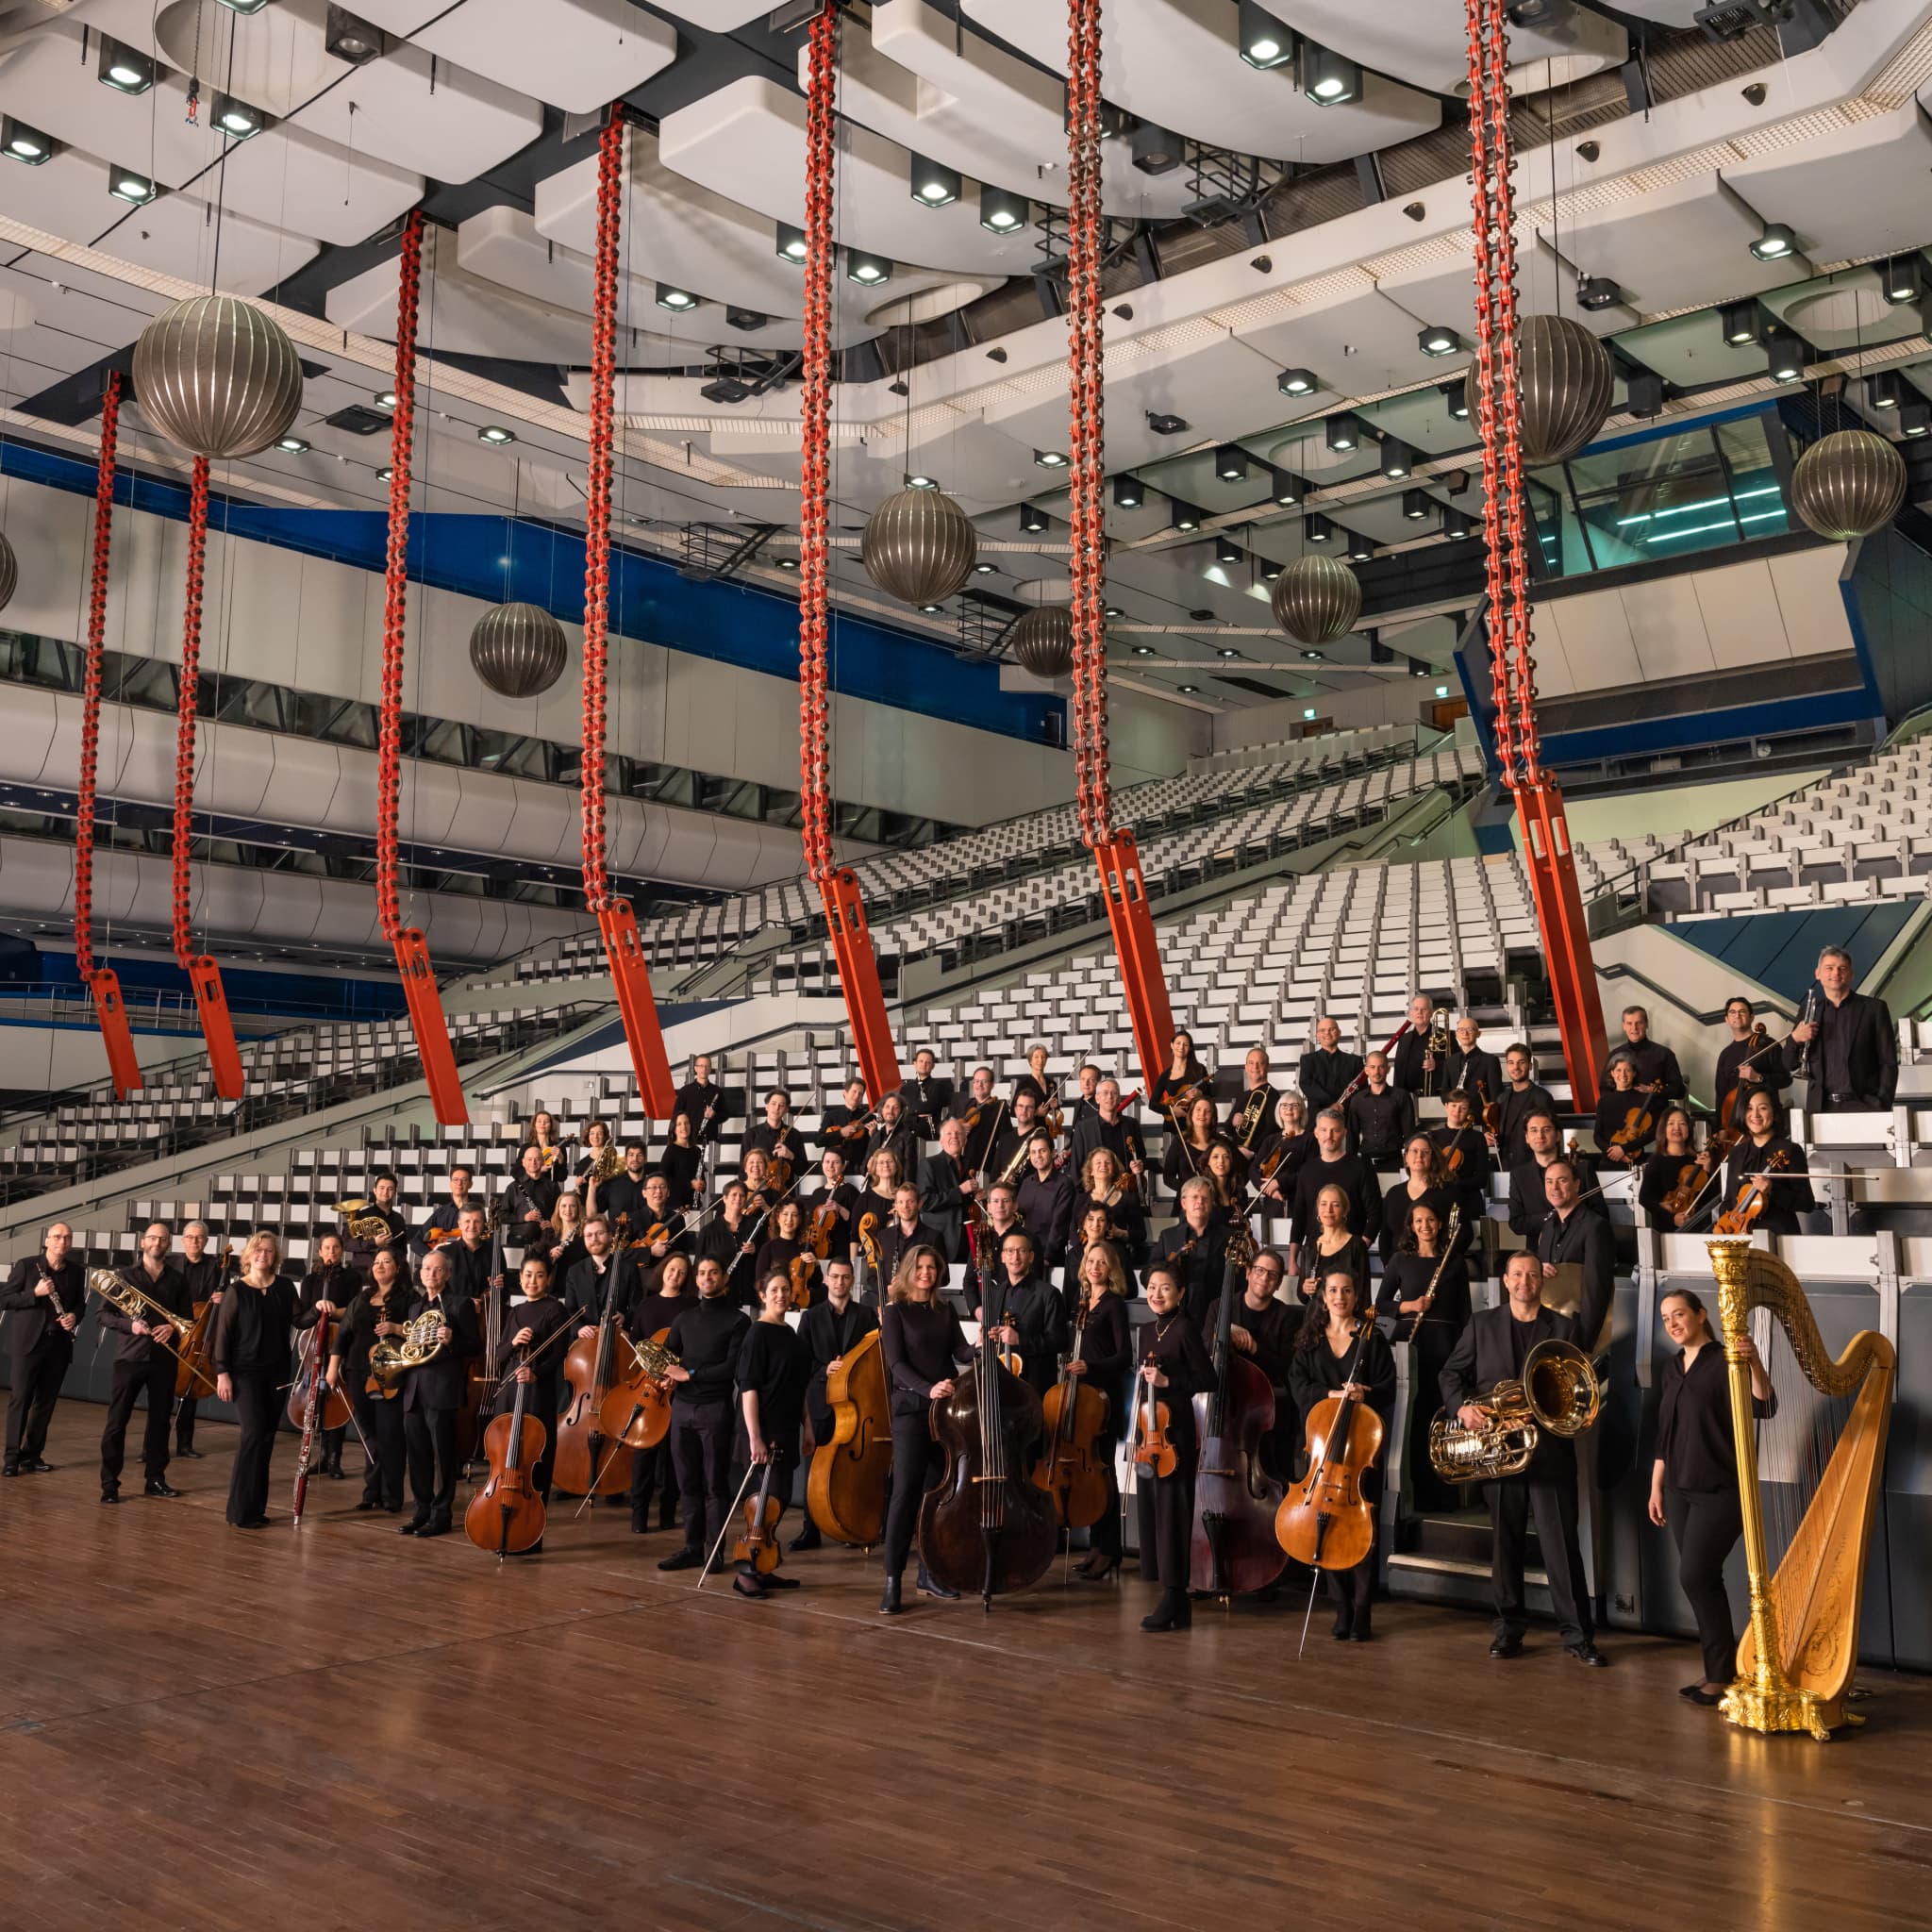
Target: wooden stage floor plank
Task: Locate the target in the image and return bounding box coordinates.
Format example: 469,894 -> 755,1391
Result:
1,1412 -> 1926,1931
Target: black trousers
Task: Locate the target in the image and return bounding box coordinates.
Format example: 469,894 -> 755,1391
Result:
1407,1324 -> 1459,1513
883,1407 -> 945,1581
670,1399 -> 733,1557
1668,1484 -> 1744,1683
5,1349 -> 67,1464
1324,1470 -> 1381,1616
628,1437 -> 679,1524
1091,1442 -> 1124,1559
101,1354 -> 176,1488
175,1393 -> 200,1450
405,1407 -> 461,1526
1487,1467 -> 1591,1647
352,1390 -> 407,1508
1134,1460 -> 1194,1590
225,1369 -> 281,1525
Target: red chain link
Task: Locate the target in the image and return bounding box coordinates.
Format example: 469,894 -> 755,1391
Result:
579,115 -> 625,911
75,373 -> 121,981
796,4 -> 839,885
170,455 -> 211,972
377,211 -> 425,943
1066,0 -> 1110,848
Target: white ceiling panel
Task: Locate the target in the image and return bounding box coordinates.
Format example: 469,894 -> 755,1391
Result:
960,0 -> 1440,163
352,0 -> 676,114
657,75 -> 1041,277
828,0 -> 1197,219
1378,233 -> 1638,339
1234,280 -> 1458,415
647,0 -> 769,25
1280,0 -> 1624,95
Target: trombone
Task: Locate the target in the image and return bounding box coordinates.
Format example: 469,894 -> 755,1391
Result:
85,1267 -> 218,1393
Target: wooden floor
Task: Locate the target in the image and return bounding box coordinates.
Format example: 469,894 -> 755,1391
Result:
3,1410 -> 1928,1932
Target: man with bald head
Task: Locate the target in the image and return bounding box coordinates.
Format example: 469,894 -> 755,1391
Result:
97,1221 -> 192,1504
3,1221 -> 83,1475
398,1247 -> 482,1540
1298,1015 -> 1363,1116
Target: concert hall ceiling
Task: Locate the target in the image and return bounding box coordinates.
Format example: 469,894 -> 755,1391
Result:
0,0 -> 1924,716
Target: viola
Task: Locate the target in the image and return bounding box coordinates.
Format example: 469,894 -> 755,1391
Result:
808,1202 -> 840,1258
553,1283 -> 632,1498
788,1250 -> 819,1311
1714,1144 -> 1790,1235
1190,1229 -> 1287,1599
596,1324 -> 675,1458
1034,1299 -> 1110,1529
464,1353 -> 547,1557
1660,1155 -> 1709,1220
1274,1320 -> 1384,1574
1131,1353 -> 1176,1479
806,1324 -> 891,1546
733,1457 -> 785,1575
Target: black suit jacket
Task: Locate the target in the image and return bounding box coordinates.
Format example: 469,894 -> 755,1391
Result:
1445,1045 -> 1504,1108
1297,1048 -> 1364,1115
917,1151 -> 974,1263
1780,991 -> 1897,1108
898,1075 -> 956,1140
399,1291 -> 482,1413
2,1256 -> 84,1361
1440,1302 -> 1582,1475
1534,1208 -> 1614,1351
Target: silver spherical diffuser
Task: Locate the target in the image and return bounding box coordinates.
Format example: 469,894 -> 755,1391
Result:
1272,555 -> 1361,644
1009,605 -> 1074,678
131,294 -> 304,458
1517,313 -> 1615,465
470,602 -> 569,698
1789,428 -> 1907,541
860,488 -> 977,605
0,529 -> 15,613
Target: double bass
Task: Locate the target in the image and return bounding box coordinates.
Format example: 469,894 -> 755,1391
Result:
464,1350 -> 547,1557
1189,1231 -> 1287,1598
807,1326 -> 891,1546
553,1279 -> 633,1498
290,1302 -> 351,1527
174,1241 -> 234,1399
1034,1297 -> 1110,1529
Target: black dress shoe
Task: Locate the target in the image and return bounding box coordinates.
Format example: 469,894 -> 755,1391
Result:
1331,1608 -> 1354,1641
143,1478 -> 183,1498
24,1458 -> 53,1474
100,1489 -> 120,1506
1141,1589 -> 1192,1633
324,1464 -> 346,1481
630,1515 -> 651,1535
1352,1610 -> 1374,1643
397,1518 -> 427,1536
658,1546 -> 704,1572
1490,1635 -> 1524,1658
237,1517 -> 271,1530
353,1499 -> 377,1512
879,1577 -> 903,1614
175,1446 -> 205,1460
789,1524 -> 823,1553
915,1567 -> 959,1602
1680,1683 -> 1724,1706
762,1572 -> 801,1591
732,1571 -> 768,1600
1,1465 -> 17,1478
415,1521 -> 451,1540
1566,1643 -> 1609,1668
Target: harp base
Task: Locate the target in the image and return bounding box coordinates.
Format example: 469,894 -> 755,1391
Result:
1721,1678 -> 1853,1742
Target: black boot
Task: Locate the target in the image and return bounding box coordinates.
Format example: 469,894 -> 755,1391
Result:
915,1565 -> 959,1602
1141,1588 -> 1191,1633
1332,1604 -> 1355,1641
1352,1607 -> 1374,1643
878,1575 -> 903,1615
789,1520 -> 822,1553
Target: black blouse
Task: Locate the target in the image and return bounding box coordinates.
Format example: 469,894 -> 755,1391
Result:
658,1143 -> 705,1211
1656,1341 -> 1774,1491
1133,1310 -> 1215,1457
1287,1324 -> 1398,1431
1068,1291 -> 1133,1443
1374,1251 -> 1472,1341
211,1276 -> 297,1375
879,1298 -> 971,1416
1718,1135 -> 1816,1238
1298,1231 -> 1370,1304
1377,1181 -> 1453,1264
1638,1148 -> 1707,1223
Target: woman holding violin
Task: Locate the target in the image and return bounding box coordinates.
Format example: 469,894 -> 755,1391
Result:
1595,1054 -> 1659,1166
326,1247 -> 410,1514
1152,1029 -> 1211,1114
1063,1241 -> 1133,1579
1718,1089 -> 1815,1237
1288,1266 -> 1396,1640
1254,1093 -> 1311,1207
1638,1106 -> 1711,1229
1297,1183 -> 1370,1306
1202,1141 -> 1246,1218
754,1198 -> 821,1309
1160,1092 -> 1227,1193
1133,1260 -> 1215,1633
1075,1146 -> 1147,1266
877,1244 -> 972,1614
734,1271 -> 811,1599
1378,1132 -> 1451,1266
626,1249 -> 693,1533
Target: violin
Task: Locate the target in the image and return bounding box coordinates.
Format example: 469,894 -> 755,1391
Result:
808,1202 -> 840,1259
806,1324 -> 891,1546
1441,1129 -> 1468,1174
834,1108 -> 875,1141
626,1219 -> 676,1254
1034,1299 -> 1110,1529
1190,1229 -> 1287,1598
175,1241 -> 233,1399
464,1351 -> 547,1557
1609,1081 -> 1662,1149
733,1457 -> 785,1576
1131,1351 -> 1177,1479
553,1281 -> 632,1499
1714,1145 -> 1790,1235
1274,1319 -> 1383,1574
1660,1154 -> 1710,1221
788,1250 -> 819,1311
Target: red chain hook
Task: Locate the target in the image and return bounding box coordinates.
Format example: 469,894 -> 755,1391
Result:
75,372 -> 120,985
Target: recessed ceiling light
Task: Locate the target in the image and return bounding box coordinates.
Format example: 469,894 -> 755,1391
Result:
1303,42 -> 1360,105
656,283 -> 699,311
979,185 -> 1029,233
909,154 -> 960,207
108,167 -> 157,205
1133,645 -> 1154,656
477,424 -> 516,444
1749,221 -> 1796,262
325,6 -> 385,64
1176,684 -> 1199,693
974,561 -> 997,574
1035,449 -> 1069,468
214,95 -> 265,140
1301,649 -> 1324,662
1277,367 -> 1319,397
1418,324 -> 1461,358
775,222 -> 808,265
905,473 -> 938,490
1218,646 -> 1241,658
846,251 -> 892,286
375,390 -> 397,409
2,119 -> 54,166
98,39 -> 155,94
276,435 -> 309,454
1576,276 -> 1621,312
918,602 -> 944,614
776,556 -> 799,571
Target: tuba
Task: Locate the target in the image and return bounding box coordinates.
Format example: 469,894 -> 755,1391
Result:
1428,1337 -> 1601,1483
367,1305 -> 448,1388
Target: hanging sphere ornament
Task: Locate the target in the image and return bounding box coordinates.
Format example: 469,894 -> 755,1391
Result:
0,529 -> 15,614
131,294 -> 304,459
1009,604 -> 1074,678
1789,428 -> 1907,541
470,601 -> 569,698
859,487 -> 977,605
1517,313 -> 1615,465
1272,554 -> 1360,644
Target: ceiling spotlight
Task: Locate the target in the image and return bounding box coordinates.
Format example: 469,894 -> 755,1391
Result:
98,38 -> 156,95
477,424 -> 516,444
375,389 -> 396,408
1625,370 -> 1664,419
974,561 -> 998,575
1035,448 -> 1069,469
909,154 -> 960,208
1304,511 -> 1335,543
108,167 -> 158,205
775,222 -> 808,265
1576,276 -> 1621,312
1277,367 -> 1319,398
1105,605 -> 1124,618
1269,467 -> 1305,507
1147,411 -> 1189,436
1442,378 -> 1469,421
1765,335 -> 1804,384
1880,254 -> 1924,306
1749,220 -> 1797,262
1176,684 -> 1199,694
1113,474 -> 1143,509
1214,533 -> 1242,566
776,555 -> 799,571
325,7 -> 385,64
1402,488 -> 1433,522
2,119 -> 55,166
905,473 -> 938,490
1215,443 -> 1248,482
1133,644 -> 1155,656
1219,645 -> 1241,658
1380,439 -> 1410,479
1345,532 -> 1375,562
724,306 -> 768,334
276,435 -> 309,454
1418,324 -> 1462,358
1130,120 -> 1180,175
1444,506 -> 1474,541
1902,401 -> 1931,439
1238,0 -> 1294,68
846,252 -> 892,286
1409,658 -> 1428,677
1259,558 -> 1282,580
979,184 -> 1030,233
656,283 -> 699,310
1325,412 -> 1360,453
1170,500 -> 1201,532
214,95 -> 265,139
918,602 -> 944,614
375,465 -> 392,481
1868,370 -> 1904,410
1019,503 -> 1049,534
1718,298 -> 1761,346
1300,648 -> 1324,662
1302,42 -> 1360,105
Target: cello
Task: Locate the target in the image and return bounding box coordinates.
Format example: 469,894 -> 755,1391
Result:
553,1276 -> 632,1499
1034,1296 -> 1110,1529
596,1327 -> 676,1465
807,1327 -> 891,1546
1274,1318 -> 1384,1579
464,1350 -> 547,1557
1189,1230 -> 1287,1598
919,1301 -> 1057,1609
290,1304 -> 351,1528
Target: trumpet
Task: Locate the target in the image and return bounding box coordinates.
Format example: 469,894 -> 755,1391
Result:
334,1198 -> 395,1243
1428,1338 -> 1601,1483
367,1305 -> 448,1388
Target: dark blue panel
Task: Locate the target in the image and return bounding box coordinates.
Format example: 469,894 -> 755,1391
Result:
28,948 -> 407,1023
1537,684 -> 1880,767
1671,903 -> 1912,1002
0,442 -> 1062,748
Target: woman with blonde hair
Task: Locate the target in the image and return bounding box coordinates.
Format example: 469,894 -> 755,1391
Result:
1067,1239 -> 1133,1580
212,1229 -> 297,1529
1076,1145 -> 1147,1264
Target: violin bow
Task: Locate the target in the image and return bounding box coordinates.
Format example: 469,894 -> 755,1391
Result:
1295,1316 -> 1377,1659
695,1459 -> 762,1591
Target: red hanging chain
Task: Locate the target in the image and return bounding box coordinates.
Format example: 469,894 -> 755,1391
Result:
1066,0 -> 1109,849
377,210 -> 425,943
169,454 -> 212,973
796,2 -> 839,885
75,372 -> 121,982
580,113 -> 625,912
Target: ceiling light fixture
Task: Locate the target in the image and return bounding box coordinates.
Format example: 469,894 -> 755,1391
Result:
1035,448 -> 1069,468
905,473 -> 938,490
276,435 -> 309,454
1409,659 -> 1428,678
1177,684 -> 1199,693
477,424 -> 516,445
1238,0 -> 1294,69
1749,220 -> 1796,262
979,184 -> 1029,233
1576,275 -> 1621,312
1215,443 -> 1248,481
1133,644 -> 1155,656
2,119 -> 55,166
909,154 -> 960,207
1765,335 -> 1804,384
1718,297 -> 1761,346
1304,511 -> 1335,543
1444,506 -> 1474,541
775,221 -> 808,264
1345,533 -> 1375,562
1260,558 -> 1282,580
1170,500 -> 1200,532
1112,474 -> 1143,509
1418,323 -> 1462,358
375,389 -> 396,408
974,561 -> 997,574
214,0 -> 271,11
1269,467 -> 1305,506
918,602 -> 944,614
1380,439 -> 1410,479
1901,401 -> 1930,439
1277,366 -> 1319,397
1868,371 -> 1904,409
776,556 -> 799,571
1442,378 -> 1469,421
108,167 -> 158,205
1301,648 -> 1324,662
1625,371 -> 1665,418
1881,254 -> 1924,306
1302,42 -> 1360,105
1402,488 -> 1433,522
1215,533 -> 1242,565
1105,605 -> 1123,618
214,95 -> 265,139
1146,410 -> 1189,436
325,6 -> 385,63
1324,412 -> 1359,453
375,466 -> 392,481
1020,503 -> 1049,534
846,252 -> 892,286
1219,645 -> 1241,658
656,282 -> 699,311
1130,120 -> 1180,175
98,39 -> 156,94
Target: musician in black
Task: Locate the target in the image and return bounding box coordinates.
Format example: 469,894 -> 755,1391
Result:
628,1251 -> 692,1535
1444,1017 -> 1503,1113
1161,1093 -> 1230,1195
805,1147 -> 860,1265
1150,1177 -> 1227,1329
1063,1241 -> 1133,1579
917,1118 -> 979,1264
1206,1245 -> 1296,1476
1065,1077 -> 1146,1193
1297,1014 -> 1362,1116
674,1053 -> 732,1147
395,1248 -> 483,1541
563,1215 -> 642,1337
1595,1053 -> 1659,1168
1718,1090 -> 1815,1237
879,1184 -> 948,1285
1649,1285 -> 1774,1704
492,1255 -> 573,1517
501,1143 -> 559,1233
989,1089 -> 1048,1185
656,1114 -> 704,1215
696,1179 -> 761,1305
1224,1046 -> 1281,1158
1596,1006 -> 1686,1104
1374,1198 -> 1471,1510
898,1048 -> 956,1141
877,1243 -> 972,1613
734,1272 -> 811,1598
1379,1132 -> 1451,1266
819,1075 -> 873,1156
599,1145 -> 653,1236
743,1091 -> 804,1183
1288,1108 -> 1383,1267
1134,1260 -> 1216,1634
866,1092 -> 922,1178
1074,1146 -> 1147,1269
1712,996 -> 1791,1132
1253,1094 -> 1310,1210
793,1257 -> 878,1553
1016,1133 -> 1074,1266
1067,1063 -> 1103,1126
296,1232 -> 359,1479
979,1229 -> 1063,1400
1783,944 -> 1896,1112
1638,1106 -> 1710,1229
952,1066 -> 1002,1174
1151,1029 -> 1211,1113
97,1221 -> 192,1506
212,1230 -> 300,1530
1011,1043 -> 1053,1109
168,1220 -> 225,1459
1507,1112 -> 1603,1240
326,1249 -> 409,1513
1493,1045 -> 1556,1169
439,1208 -> 499,1322
347,1173 -> 409,1274
1391,992 -> 1444,1096
658,1256 -> 752,1572
412,1165 -> 481,1260
2,1221 -> 82,1477
1441,1250 -> 1605,1666
1343,1050 -> 1414,1171
1427,1089 -> 1491,1238
1534,1159 -> 1615,1353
